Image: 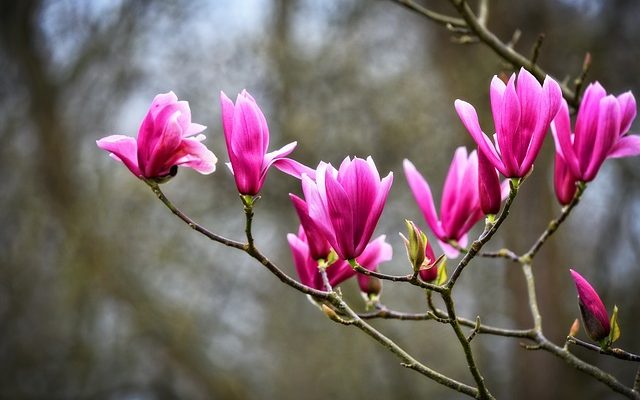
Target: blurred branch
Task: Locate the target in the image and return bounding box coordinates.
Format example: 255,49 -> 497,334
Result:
392,0 -> 467,29
390,0 -> 579,107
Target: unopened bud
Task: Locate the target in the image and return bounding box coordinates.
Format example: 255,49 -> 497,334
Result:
568,318 -> 580,337
321,304 -> 340,322
358,275 -> 382,297
401,220 -> 427,272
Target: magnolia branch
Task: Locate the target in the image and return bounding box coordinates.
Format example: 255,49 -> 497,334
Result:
390,0 -> 579,107
567,337 -> 640,362
146,181 -> 331,300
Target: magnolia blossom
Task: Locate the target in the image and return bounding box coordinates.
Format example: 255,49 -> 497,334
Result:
455,68 -> 562,178
404,148 -> 483,258
570,269 -> 611,342
220,90 -> 297,195
301,157 -> 393,260
287,229 -> 391,291
477,149 -> 502,215
552,83 -> 639,204
418,231 -> 440,283
97,92 -> 217,180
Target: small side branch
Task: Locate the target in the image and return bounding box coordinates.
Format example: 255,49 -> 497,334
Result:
522,183 -> 585,261
447,179 -> 519,288
329,295 -> 480,398
567,337 -> 640,362
145,180 -> 245,250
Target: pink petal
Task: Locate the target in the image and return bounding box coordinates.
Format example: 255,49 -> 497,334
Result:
290,194 -> 331,260
497,76 -> 521,176
551,100 -> 581,177
617,91 -> 637,135
262,141 -> 297,170
608,135 -> 640,158
438,239 -> 461,259
357,171 -> 393,257
478,147 -> 502,215
489,76 -> 506,134
172,137 -> 218,175
574,83 -> 606,173
455,100 -> 507,176
518,75 -> 562,177
184,123 -> 207,137
356,235 -> 393,270
554,152 -> 577,205
287,232 -> 322,290
143,112 -> 184,177
219,91 -> 236,157
97,135 -> 141,177
403,159 -> 445,239
324,169 -> 355,259
273,158 -> 316,180
302,173 -> 335,250
338,157 -> 380,250
514,68 -> 542,165
583,96 -> 621,181
440,147 -> 467,230
447,151 -> 479,238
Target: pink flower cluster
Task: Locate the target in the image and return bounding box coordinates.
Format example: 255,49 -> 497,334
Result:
97,71 -> 638,298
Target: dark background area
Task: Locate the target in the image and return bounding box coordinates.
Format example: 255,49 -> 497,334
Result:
1,0 -> 639,398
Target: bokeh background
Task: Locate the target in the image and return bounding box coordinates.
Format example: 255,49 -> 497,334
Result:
1,0 -> 639,399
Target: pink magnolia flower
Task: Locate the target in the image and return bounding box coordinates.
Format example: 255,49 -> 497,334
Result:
455,68 -> 562,178
551,83 -> 639,204
220,90 -> 297,195
569,269 -> 611,342
97,92 -> 217,180
404,148 -> 483,258
287,229 -> 391,291
301,157 -> 393,261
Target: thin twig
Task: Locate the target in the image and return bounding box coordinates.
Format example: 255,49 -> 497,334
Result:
145,181 -> 245,250
442,290 -> 495,399
522,183 -> 586,262
329,294 -> 480,398
447,179 -> 519,288
529,33 -> 545,67
147,181 -> 331,300
567,336 -> 640,362
466,316 -> 482,342
351,262 -> 445,292
522,263 -> 542,331
535,334 -> 640,399
443,0 -> 577,107
392,0 -> 467,29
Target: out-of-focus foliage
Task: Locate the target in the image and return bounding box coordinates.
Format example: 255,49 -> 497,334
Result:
0,0 -> 638,398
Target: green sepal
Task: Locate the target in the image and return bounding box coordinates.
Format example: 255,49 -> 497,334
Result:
607,305 -> 621,346
435,257 -> 448,286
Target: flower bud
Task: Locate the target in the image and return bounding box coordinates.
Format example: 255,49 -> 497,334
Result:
569,269 -> 611,342
400,220 -> 427,272
568,318 -> 580,337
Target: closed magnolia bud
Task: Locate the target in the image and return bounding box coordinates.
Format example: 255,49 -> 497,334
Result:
358,275 -> 382,297
570,269 -> 611,342
400,220 -> 426,272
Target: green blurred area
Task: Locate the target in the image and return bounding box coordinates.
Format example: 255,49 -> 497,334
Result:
1,0 -> 639,398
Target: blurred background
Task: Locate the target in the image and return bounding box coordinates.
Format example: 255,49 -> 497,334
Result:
1,0 -> 639,398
